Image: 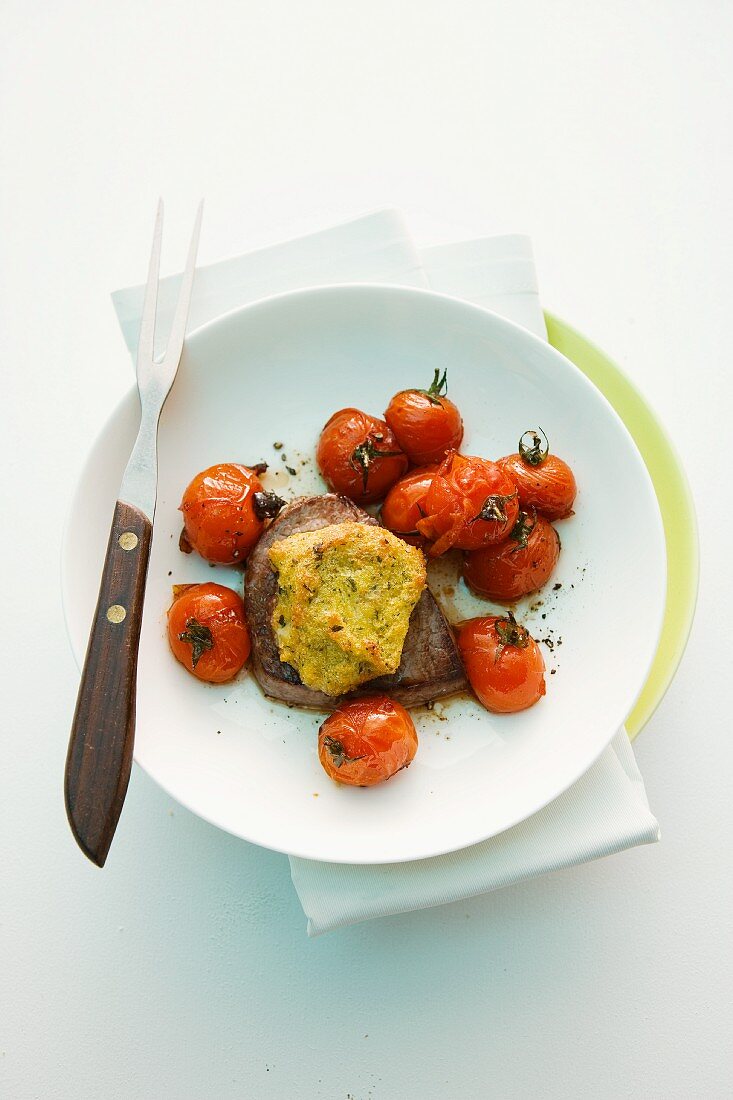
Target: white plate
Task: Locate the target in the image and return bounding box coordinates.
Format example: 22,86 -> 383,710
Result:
62,286 -> 666,863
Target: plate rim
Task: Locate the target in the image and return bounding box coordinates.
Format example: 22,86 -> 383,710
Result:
544,312 -> 699,739
62,283 -> 668,863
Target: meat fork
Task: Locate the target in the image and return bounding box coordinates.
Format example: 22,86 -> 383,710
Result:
65,200 -> 203,866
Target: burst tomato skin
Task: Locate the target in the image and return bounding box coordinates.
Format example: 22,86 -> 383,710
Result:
416,452 -> 520,556
316,408 -> 409,505
380,466 -> 438,546
180,463 -> 265,564
497,451 -> 576,521
457,616 -> 546,713
384,384 -> 463,465
167,582 -> 251,683
318,696 -> 418,786
463,513 -> 560,602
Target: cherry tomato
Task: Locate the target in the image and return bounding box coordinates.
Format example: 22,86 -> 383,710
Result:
180,462 -> 283,564
168,582 -> 251,683
380,465 -> 438,546
384,369 -> 464,465
415,451 -> 519,556
463,511 -> 560,602
316,408 -> 408,504
318,696 -> 418,786
497,429 -> 576,521
456,614 -> 545,713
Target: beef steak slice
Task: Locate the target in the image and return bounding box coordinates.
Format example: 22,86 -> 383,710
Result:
244,493 -> 468,709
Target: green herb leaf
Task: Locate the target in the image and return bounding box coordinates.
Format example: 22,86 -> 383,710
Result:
178,617 -> 214,669
252,490 -> 286,520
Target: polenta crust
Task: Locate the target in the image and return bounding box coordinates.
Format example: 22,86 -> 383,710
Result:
268,522 -> 426,696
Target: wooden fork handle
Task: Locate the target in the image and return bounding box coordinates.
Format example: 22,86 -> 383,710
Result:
65,500 -> 153,866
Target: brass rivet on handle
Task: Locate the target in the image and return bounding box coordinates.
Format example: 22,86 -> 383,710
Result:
106,604 -> 127,624
118,532 -> 138,551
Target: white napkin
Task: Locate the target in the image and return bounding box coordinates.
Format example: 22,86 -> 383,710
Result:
112,209 -> 660,937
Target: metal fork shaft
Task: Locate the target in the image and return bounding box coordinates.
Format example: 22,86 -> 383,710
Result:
118,396 -> 161,521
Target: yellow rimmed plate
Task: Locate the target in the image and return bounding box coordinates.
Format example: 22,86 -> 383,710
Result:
545,314 -> 698,737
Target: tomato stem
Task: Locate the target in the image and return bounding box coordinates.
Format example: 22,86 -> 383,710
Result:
322,735 -> 366,768
494,612 -> 531,661
518,428 -> 549,467
416,368 -> 448,406
509,509 -> 537,552
471,492 -> 517,524
350,434 -> 403,492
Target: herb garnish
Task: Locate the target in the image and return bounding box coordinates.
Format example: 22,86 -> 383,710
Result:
178,617 -> 214,668
350,433 -> 403,492
323,735 -> 365,768
509,509 -> 536,551
518,428 -> 549,467
494,612 -> 531,661
252,491 -> 286,520
472,492 -> 517,524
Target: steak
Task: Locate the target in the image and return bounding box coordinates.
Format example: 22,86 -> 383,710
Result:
244,494 -> 468,709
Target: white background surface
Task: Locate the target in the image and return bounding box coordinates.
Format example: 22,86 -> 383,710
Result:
1,3 -> 730,1098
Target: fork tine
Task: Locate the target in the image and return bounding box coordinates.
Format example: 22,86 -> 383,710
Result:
136,198 -> 164,368
162,199 -> 204,368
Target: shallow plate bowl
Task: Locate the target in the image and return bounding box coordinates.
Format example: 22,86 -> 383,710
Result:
62,286 -> 666,863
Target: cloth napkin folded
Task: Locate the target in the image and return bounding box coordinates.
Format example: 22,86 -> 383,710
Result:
112,209 -> 660,937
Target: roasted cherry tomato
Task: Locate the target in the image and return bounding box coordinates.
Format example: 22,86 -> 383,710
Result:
380,465 -> 438,546
180,462 -> 283,564
384,369 -> 464,465
497,429 -> 576,521
318,696 -> 418,786
168,582 -> 251,683
316,408 -> 408,505
463,511 -> 560,602
416,451 -> 519,556
456,614 -> 545,713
